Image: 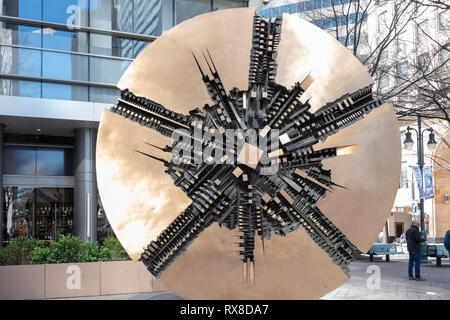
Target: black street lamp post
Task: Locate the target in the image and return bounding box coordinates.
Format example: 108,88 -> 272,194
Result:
403,114 -> 437,263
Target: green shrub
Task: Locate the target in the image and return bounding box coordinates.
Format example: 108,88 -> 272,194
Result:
29,247 -> 50,265
102,236 -> 130,261
99,246 -> 112,261
2,235 -> 129,265
0,241 -> 21,265
0,237 -> 45,265
82,241 -> 100,262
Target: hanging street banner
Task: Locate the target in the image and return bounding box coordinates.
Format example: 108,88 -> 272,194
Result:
411,166 -> 434,200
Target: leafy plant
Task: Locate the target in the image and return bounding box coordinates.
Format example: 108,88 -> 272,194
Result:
82,241 -> 100,262
0,237 -> 45,265
29,246 -> 50,265
102,236 -> 130,261
3,235 -> 129,265
99,246 -> 112,262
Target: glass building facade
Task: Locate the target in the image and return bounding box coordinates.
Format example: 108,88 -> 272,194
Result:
0,0 -> 247,104
257,0 -> 367,47
0,0 -> 247,245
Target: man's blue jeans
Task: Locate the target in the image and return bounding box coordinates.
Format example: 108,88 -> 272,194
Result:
408,251 -> 421,278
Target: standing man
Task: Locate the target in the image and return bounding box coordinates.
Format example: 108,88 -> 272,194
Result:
406,220 -> 426,281
444,230 -> 450,261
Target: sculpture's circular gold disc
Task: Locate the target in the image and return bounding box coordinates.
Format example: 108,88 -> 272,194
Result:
96,8 -> 401,299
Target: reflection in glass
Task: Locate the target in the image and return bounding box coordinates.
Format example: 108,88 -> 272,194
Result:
89,56 -> 131,83
0,79 -> 41,98
0,23 -> 42,47
34,188 -> 74,240
42,51 -> 88,81
2,187 -> 75,241
42,82 -> 88,101
3,145 -> 36,175
97,190 -> 113,241
36,147 -> 74,176
90,33 -> 133,58
0,45 -> 42,77
3,145 -> 74,176
175,0 -> 211,24
133,40 -> 149,58
89,86 -> 120,103
43,0 -> 89,27
43,29 -> 89,53
213,0 -> 245,11
2,187 -> 35,241
133,0 -> 162,36
90,0 -> 132,32
1,0 -> 42,20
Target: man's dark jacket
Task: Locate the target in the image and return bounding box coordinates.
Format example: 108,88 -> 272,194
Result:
406,225 -> 424,252
444,230 -> 450,251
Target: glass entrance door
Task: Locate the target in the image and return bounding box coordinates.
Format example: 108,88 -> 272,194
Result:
2,187 -> 74,242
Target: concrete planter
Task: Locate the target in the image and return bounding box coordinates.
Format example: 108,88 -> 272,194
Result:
0,260 -> 165,299
0,264 -> 45,300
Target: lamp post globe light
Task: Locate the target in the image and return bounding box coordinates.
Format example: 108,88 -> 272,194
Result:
402,114 -> 437,263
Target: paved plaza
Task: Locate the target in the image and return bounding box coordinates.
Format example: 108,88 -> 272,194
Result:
53,255 -> 450,300
321,256 -> 450,300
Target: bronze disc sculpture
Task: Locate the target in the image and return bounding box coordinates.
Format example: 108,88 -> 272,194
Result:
96,8 -> 401,299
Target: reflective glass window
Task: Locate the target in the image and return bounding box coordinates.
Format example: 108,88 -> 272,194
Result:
89,86 -> 120,103
175,0 -> 211,24
417,21 -> 429,46
90,33 -> 134,58
397,30 -> 408,53
43,0 -> 89,27
288,4 -> 296,14
0,23 -> 42,47
418,53 -> 430,71
305,1 -> 313,11
0,79 -> 41,98
322,0 -> 331,7
441,45 -> 449,65
380,73 -> 389,89
3,145 -> 36,175
2,187 -> 35,241
133,40 -> 149,58
134,0 -> 162,36
90,0 -> 132,32
42,82 -> 88,101
0,45 -> 42,77
270,7 -> 280,17
43,29 -> 88,53
213,0 -> 245,11
440,11 -> 450,30
314,0 -> 321,9
296,2 -> 304,13
1,0 -> 42,20
397,62 -> 408,79
35,188 -> 74,240
36,147 -> 74,176
89,56 -> 131,83
42,51 -> 88,81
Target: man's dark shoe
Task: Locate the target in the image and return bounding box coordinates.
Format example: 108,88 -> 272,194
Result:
408,276 -> 414,280
415,277 -> 426,281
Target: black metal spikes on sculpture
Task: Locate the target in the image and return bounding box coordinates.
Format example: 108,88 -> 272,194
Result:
109,14 -> 383,282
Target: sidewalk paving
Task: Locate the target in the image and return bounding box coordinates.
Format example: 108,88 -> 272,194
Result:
321,256 -> 450,300
52,256 -> 450,300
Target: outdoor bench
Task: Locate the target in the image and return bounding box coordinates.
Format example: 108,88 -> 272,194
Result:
368,243 -> 403,262
427,244 -> 449,267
